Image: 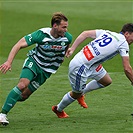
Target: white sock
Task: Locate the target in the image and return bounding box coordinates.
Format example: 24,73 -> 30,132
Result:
57,92 -> 75,112
83,80 -> 104,94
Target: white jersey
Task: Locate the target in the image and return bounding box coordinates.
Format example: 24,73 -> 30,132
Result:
74,29 -> 129,69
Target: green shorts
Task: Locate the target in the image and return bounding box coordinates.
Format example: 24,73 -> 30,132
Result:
20,56 -> 51,92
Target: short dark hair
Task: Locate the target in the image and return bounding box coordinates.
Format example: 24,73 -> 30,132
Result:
51,12 -> 68,27
121,23 -> 133,33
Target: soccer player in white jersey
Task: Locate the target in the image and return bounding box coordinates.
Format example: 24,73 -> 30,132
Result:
52,23 -> 133,118
0,12 -> 72,126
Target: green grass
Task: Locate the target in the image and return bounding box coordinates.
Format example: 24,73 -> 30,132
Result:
0,0 -> 133,133
0,57 -> 133,133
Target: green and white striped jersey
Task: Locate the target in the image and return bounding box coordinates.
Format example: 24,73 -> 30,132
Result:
24,28 -> 72,73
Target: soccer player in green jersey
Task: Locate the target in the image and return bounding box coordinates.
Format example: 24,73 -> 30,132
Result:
0,12 -> 72,126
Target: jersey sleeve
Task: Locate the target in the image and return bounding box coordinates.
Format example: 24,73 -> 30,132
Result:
96,29 -> 105,38
24,30 -> 43,46
65,32 -> 72,44
119,42 -> 129,57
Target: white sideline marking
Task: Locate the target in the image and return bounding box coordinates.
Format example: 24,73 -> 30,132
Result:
0,72 -> 124,81
0,78 -> 18,81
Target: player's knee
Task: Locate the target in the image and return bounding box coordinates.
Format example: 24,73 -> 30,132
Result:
17,82 -> 28,91
17,78 -> 30,91
105,78 -> 112,86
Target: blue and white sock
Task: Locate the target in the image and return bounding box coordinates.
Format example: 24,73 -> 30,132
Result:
83,80 -> 104,94
57,92 -> 75,112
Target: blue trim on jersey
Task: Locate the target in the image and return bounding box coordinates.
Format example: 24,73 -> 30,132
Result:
75,65 -> 85,91
94,51 -> 119,65
119,32 -> 123,35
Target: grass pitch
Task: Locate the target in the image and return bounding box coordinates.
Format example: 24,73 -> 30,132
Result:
0,0 -> 133,133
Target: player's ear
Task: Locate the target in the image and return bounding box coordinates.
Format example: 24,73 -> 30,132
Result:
123,32 -> 129,40
124,31 -> 130,37
53,23 -> 58,28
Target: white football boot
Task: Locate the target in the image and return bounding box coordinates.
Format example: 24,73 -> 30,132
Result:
0,113 -> 9,126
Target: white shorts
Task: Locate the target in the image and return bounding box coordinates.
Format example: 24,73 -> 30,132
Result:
68,58 -> 107,93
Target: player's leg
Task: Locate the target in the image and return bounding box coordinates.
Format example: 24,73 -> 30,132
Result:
0,59 -> 35,126
52,64 -> 87,117
17,78 -> 33,101
97,73 -> 112,86
0,73 -> 34,126
76,65 -> 112,110
52,91 -> 75,118
1,68 -> 34,114
0,57 -> 50,125
52,93 -> 86,118
57,64 -> 112,110
0,86 -> 22,125
82,65 -> 112,94
0,78 -> 33,126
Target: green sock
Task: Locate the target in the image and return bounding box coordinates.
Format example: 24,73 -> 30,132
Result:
1,86 -> 22,114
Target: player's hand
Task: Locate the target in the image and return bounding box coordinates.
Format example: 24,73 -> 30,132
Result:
0,61 -> 12,74
65,48 -> 74,58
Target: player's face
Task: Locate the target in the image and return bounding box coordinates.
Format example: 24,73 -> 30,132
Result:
125,32 -> 133,45
54,20 -> 68,37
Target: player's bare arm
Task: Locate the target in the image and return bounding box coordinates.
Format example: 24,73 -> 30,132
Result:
0,37 -> 28,74
122,56 -> 133,84
66,30 -> 96,58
